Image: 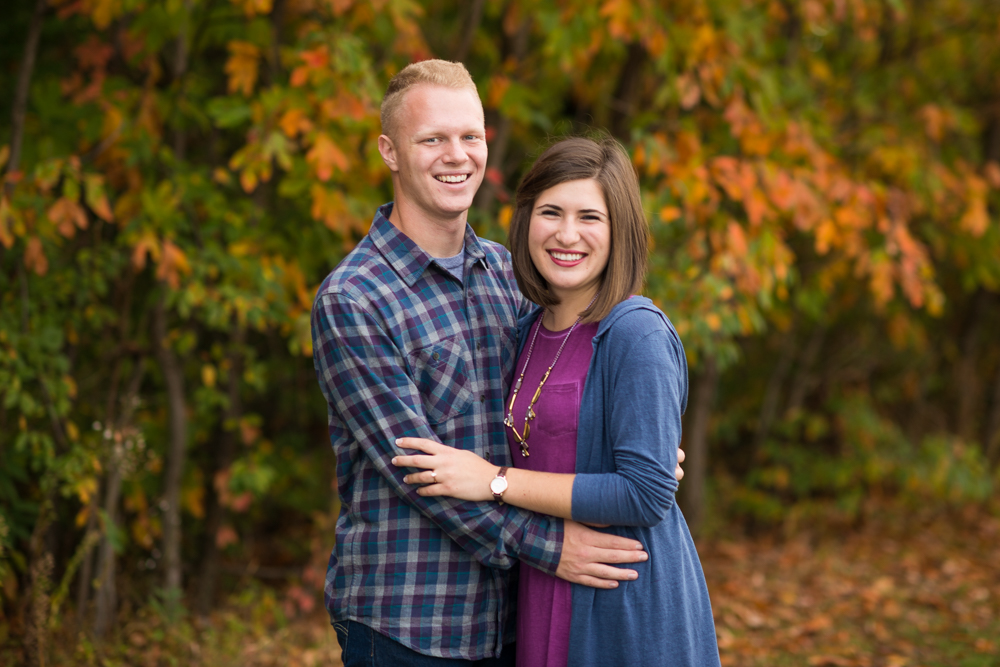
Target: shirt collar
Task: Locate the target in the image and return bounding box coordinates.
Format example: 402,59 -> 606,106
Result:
370,203 -> 488,287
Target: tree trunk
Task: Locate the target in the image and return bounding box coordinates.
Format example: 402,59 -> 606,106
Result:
680,356 -> 718,536
453,0 -> 485,64
954,289 -> 985,442
5,0 -> 46,196
92,358 -> 144,638
984,360 -> 1000,470
24,499 -> 53,667
92,465 -> 122,639
472,17 -> 531,213
754,331 -> 797,451
608,43 -> 647,139
196,327 -> 244,617
154,297 -> 188,606
786,325 -> 825,416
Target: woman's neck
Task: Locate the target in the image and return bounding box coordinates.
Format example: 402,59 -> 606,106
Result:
544,288 -> 599,331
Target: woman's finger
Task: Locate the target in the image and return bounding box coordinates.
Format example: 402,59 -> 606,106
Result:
395,437 -> 442,453
391,453 -> 435,469
403,470 -> 438,485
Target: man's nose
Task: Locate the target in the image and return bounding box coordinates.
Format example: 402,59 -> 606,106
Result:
441,137 -> 467,163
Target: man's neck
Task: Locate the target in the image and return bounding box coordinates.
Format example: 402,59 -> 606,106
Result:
389,200 -> 467,259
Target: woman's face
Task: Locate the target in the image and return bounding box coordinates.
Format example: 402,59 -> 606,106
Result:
528,178 -> 611,306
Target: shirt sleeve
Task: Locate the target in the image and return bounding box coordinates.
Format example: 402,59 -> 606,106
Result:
312,290 -> 563,574
570,314 -> 686,527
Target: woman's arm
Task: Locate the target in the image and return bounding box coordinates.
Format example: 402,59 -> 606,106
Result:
392,439 -> 576,519
393,437 -> 686,521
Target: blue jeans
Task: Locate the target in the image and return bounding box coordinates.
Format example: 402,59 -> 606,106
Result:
334,620 -> 516,667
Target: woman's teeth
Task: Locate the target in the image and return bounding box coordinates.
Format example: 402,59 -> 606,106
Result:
436,174 -> 468,183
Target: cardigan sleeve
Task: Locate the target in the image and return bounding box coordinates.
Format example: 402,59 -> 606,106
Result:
570,312 -> 688,527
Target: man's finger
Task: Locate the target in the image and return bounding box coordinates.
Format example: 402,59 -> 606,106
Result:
575,530 -> 644,552
586,547 -> 648,565
560,574 -> 623,589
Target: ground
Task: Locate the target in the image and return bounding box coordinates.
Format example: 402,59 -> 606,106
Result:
49,503 -> 1000,666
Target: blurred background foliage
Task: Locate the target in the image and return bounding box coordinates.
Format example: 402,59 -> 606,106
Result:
1,0 -> 998,663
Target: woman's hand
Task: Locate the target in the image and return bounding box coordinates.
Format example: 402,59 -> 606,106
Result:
392,438 -> 498,502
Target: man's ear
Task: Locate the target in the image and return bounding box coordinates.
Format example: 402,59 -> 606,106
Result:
378,134 -> 399,172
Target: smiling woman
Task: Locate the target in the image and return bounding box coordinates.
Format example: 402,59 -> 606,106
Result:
526,179 -> 611,330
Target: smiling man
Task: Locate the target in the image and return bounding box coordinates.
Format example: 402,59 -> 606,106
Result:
310,60 -> 653,667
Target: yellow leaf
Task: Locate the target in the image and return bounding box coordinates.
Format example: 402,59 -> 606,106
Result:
499,205 -> 512,230
66,421 -> 80,441
202,364 -> 217,388
182,484 -> 205,519
0,196 -> 14,249
225,41 -> 261,97
0,145 -> 8,170
705,312 -> 722,331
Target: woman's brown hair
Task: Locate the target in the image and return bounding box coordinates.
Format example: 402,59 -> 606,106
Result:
509,136 -> 648,322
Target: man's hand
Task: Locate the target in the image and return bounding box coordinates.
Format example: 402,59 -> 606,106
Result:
554,520 -> 648,589
676,446 -> 685,482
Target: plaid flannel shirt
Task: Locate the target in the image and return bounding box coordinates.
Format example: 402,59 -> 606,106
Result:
311,204 -> 564,660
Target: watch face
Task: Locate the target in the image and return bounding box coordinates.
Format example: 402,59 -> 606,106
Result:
490,477 -> 508,494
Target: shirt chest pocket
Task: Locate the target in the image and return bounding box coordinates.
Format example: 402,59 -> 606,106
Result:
407,337 -> 475,425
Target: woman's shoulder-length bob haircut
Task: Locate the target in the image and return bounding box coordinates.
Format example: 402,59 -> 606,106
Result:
509,136 -> 649,323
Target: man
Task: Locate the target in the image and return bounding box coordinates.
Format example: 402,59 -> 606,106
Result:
311,60 -> 672,666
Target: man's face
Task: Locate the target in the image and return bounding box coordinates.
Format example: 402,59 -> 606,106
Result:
379,84 -> 487,223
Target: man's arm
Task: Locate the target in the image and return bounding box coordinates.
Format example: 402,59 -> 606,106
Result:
313,291 -> 645,583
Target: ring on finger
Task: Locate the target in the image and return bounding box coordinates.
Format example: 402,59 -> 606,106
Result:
430,470 -> 437,480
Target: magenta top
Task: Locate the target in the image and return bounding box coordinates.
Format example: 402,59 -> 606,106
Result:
506,317 -> 599,667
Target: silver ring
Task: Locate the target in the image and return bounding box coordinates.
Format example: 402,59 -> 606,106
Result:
430,470 -> 437,480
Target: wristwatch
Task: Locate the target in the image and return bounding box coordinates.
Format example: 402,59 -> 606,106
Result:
490,466 -> 509,504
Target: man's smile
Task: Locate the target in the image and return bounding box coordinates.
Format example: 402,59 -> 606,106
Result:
435,174 -> 470,183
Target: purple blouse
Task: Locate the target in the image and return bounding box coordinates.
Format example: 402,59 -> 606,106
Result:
507,318 -> 599,667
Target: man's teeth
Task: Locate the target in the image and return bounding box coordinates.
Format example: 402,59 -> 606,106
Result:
551,252 -> 584,261
436,174 -> 468,183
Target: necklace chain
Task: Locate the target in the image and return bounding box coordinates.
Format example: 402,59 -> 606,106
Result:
504,292 -> 599,457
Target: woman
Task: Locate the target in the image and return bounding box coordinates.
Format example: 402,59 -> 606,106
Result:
393,137 -> 721,667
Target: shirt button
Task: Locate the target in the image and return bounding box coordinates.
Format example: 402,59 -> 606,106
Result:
432,352 -> 440,361
480,394 -> 486,403
477,342 -> 482,351
469,297 -> 476,304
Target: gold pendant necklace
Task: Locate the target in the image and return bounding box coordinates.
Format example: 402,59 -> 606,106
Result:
504,292 -> 599,457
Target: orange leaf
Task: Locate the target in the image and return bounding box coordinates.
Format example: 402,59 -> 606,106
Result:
24,236 -> 48,276
726,220 -> 748,255
225,41 -> 261,97
307,134 -> 349,182
216,524 -> 238,549
659,206 -> 682,223
156,240 -> 191,289
677,73 -> 701,110
48,197 -> 89,238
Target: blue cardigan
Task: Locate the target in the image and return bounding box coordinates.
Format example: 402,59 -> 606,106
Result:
516,297 -> 721,667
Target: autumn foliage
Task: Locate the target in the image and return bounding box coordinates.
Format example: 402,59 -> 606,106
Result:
1,0 -> 998,664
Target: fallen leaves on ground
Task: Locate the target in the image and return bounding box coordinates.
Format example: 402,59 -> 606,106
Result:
702,504 -> 1000,667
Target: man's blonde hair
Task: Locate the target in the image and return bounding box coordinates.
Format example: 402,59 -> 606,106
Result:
380,60 -> 480,140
